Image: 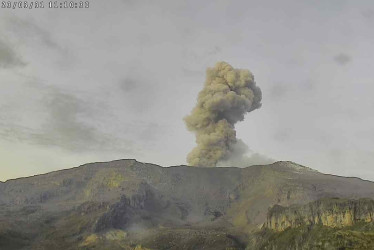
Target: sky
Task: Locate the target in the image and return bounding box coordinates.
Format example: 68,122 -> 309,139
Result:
0,0 -> 373,181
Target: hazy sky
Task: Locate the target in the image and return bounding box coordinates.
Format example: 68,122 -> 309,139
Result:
1,0 -> 373,181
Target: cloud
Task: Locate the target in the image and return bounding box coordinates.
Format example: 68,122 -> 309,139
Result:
217,139 -> 275,167
182,67 -> 205,77
118,77 -> 157,113
135,122 -> 166,142
207,46 -> 222,56
273,128 -> 292,143
120,78 -> 138,92
6,16 -> 60,50
333,53 -> 351,66
269,84 -> 289,101
0,39 -> 25,68
0,82 -> 135,154
120,0 -> 139,7
184,62 -> 262,167
35,90 -> 109,152
362,9 -> 374,20
2,16 -> 75,70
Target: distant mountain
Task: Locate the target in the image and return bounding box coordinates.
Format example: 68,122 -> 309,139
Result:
1,160 -> 374,249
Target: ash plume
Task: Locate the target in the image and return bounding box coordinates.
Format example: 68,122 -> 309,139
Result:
184,61 -> 262,167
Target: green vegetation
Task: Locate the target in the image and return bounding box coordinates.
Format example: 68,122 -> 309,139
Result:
250,222 -> 374,250
104,171 -> 126,188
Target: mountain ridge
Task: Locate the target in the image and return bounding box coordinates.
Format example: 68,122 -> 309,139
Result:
1,159 -> 374,249
3,159 -> 372,183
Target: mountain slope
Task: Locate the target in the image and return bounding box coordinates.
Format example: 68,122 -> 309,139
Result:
1,160 -> 374,249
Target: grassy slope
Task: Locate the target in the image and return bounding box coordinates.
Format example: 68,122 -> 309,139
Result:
250,222 -> 374,250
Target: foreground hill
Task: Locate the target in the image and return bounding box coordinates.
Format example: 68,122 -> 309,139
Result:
0,159 -> 374,249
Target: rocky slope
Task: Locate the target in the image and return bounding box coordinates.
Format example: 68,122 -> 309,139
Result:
0,159 -> 374,249
265,198 -> 374,231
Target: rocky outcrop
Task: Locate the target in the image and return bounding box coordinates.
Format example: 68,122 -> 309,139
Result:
94,182 -> 159,232
265,198 -> 374,231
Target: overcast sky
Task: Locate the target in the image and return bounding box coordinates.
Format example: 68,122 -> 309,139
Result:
1,0 -> 373,181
